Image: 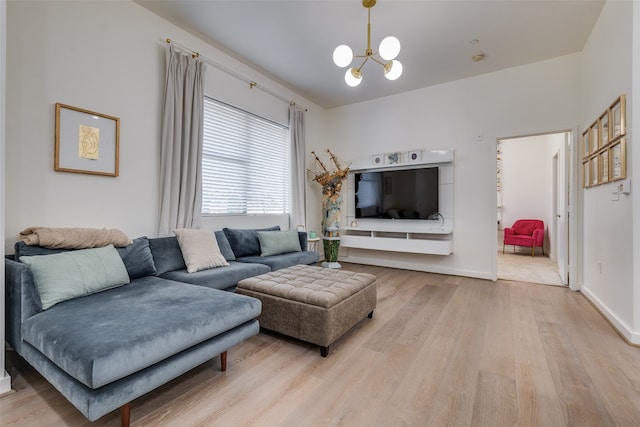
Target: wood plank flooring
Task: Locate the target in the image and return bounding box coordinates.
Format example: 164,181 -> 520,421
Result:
2,263 -> 640,426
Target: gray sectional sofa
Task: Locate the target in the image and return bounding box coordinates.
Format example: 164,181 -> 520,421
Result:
4,228 -> 318,426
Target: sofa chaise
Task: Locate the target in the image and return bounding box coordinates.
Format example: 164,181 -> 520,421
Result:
4,227 -> 318,426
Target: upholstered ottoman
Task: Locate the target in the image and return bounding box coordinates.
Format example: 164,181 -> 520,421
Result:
236,265 -> 377,356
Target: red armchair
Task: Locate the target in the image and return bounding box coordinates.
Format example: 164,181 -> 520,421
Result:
503,219 -> 545,257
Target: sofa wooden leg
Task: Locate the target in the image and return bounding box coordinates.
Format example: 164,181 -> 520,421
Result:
220,350 -> 227,372
120,403 -> 131,427
320,346 -> 329,357
368,311 -> 373,319
532,246 -> 535,257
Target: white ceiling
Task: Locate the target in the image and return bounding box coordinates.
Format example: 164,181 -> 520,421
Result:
135,0 -> 604,109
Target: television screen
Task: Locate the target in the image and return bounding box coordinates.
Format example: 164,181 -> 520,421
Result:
354,167 -> 439,220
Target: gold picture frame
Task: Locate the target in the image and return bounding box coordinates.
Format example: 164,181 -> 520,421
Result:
610,138 -> 626,181
599,149 -> 609,184
583,160 -> 590,188
55,103 -> 120,177
582,128 -> 590,159
589,121 -> 599,154
590,156 -> 599,187
598,111 -> 609,149
609,95 -> 626,141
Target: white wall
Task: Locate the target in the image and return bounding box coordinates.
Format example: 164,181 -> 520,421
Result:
4,0 -> 325,252
321,54 -> 581,279
579,0 -> 637,343
500,134 -> 564,255
0,0 -> 11,396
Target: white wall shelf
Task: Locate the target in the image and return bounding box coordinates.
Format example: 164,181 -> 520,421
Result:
341,228 -> 453,255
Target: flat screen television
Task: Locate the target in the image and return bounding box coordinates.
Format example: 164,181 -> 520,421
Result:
354,167 -> 439,220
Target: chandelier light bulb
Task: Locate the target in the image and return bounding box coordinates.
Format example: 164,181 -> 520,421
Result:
333,44 -> 354,68
384,60 -> 403,80
379,36 -> 401,61
345,68 -> 363,87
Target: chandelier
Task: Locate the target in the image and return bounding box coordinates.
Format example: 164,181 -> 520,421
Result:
332,0 -> 402,87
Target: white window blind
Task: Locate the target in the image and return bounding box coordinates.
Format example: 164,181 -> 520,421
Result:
202,97 -> 290,215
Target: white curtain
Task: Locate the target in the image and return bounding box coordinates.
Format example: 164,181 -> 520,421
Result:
289,106 -> 306,229
158,45 -> 206,236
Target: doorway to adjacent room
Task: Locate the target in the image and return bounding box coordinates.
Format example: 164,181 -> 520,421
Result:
497,132 -> 569,286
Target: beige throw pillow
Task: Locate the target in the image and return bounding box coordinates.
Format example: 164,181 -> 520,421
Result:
174,228 -> 229,273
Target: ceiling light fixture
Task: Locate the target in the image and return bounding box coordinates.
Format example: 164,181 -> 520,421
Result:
333,0 -> 402,87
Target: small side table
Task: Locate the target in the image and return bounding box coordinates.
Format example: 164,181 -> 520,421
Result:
307,237 -> 320,253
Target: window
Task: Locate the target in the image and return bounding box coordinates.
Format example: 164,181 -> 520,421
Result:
202,97 -> 290,215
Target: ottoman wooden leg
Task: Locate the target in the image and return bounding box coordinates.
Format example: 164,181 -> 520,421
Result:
320,346 -> 330,357
368,311 -> 374,319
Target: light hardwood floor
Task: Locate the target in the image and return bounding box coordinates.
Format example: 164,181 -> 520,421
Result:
2,263 -> 640,426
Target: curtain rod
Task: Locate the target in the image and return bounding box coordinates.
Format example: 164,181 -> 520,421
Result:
166,38 -> 307,112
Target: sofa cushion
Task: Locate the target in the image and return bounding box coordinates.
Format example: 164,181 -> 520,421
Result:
174,228 -> 229,273
21,276 -> 262,389
160,261 -> 270,291
215,230 -> 236,261
257,230 -> 302,256
223,226 -> 280,258
237,250 -> 319,271
148,236 -> 187,275
513,222 -> 536,236
116,237 -> 157,279
15,237 -> 157,281
20,245 -> 130,310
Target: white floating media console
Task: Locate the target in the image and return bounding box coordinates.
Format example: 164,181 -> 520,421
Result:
342,149 -> 454,256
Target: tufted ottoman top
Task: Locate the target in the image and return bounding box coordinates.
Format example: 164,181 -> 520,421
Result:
236,264 -> 376,309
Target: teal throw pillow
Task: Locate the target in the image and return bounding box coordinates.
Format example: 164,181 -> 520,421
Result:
257,230 -> 302,257
20,244 -> 130,310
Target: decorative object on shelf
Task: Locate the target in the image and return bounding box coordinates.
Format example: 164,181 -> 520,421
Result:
332,0 -> 402,87
55,103 -> 120,177
385,152 -> 401,165
309,150 -> 350,268
408,150 -> 421,163
428,212 -> 445,228
372,154 -> 383,165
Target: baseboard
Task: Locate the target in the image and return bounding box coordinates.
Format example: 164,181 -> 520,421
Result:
581,286 -> 640,345
338,255 -> 494,281
0,371 -> 12,395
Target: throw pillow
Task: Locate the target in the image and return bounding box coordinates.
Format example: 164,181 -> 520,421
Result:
174,228 -> 229,273
223,226 -> 281,257
257,230 -> 302,256
20,244 -> 130,310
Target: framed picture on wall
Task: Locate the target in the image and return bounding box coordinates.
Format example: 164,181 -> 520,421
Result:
609,95 -> 626,140
610,138 -> 626,181
582,129 -> 590,159
590,121 -> 599,153
583,160 -> 590,188
599,111 -> 609,148
590,156 -> 599,187
599,150 -> 609,184
55,103 -> 120,177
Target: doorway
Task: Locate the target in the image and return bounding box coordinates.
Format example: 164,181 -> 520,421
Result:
496,132 -> 569,286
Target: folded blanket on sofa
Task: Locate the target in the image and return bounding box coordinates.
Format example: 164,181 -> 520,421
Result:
20,227 -> 132,249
